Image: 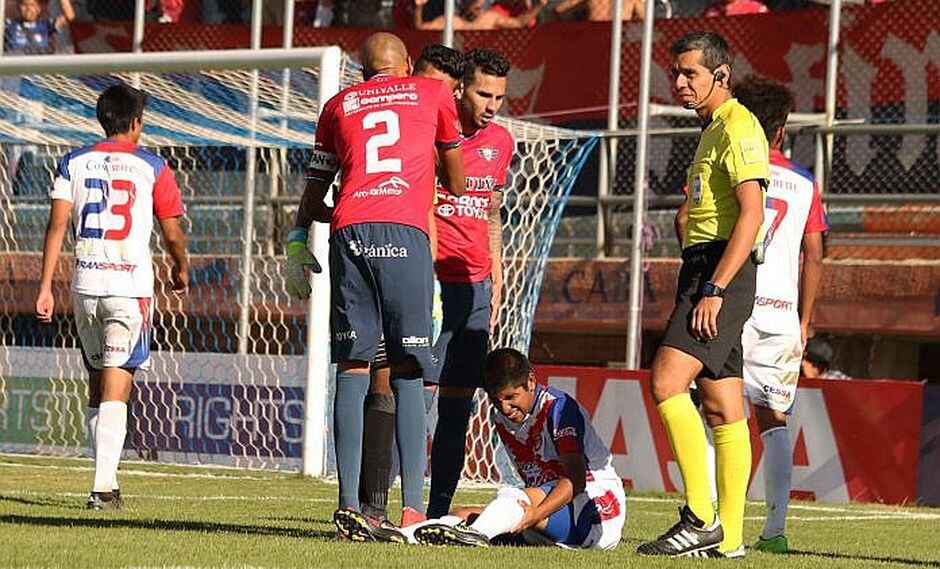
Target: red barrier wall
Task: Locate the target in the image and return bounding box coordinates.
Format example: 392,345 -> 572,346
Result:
534,365 -> 923,504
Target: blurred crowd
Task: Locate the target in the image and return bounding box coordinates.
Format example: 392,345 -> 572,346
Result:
4,0 -> 899,49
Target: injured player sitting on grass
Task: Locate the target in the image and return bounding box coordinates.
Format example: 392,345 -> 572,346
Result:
403,348 -> 627,549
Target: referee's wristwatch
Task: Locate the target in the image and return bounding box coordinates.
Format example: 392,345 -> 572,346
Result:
701,281 -> 725,298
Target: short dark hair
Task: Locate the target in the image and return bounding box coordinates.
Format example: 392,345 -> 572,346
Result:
415,44 -> 465,82
96,83 -> 148,137
734,75 -> 794,142
670,30 -> 730,72
481,348 -> 531,394
463,48 -> 510,87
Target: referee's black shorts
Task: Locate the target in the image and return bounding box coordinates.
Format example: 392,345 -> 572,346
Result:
661,240 -> 757,379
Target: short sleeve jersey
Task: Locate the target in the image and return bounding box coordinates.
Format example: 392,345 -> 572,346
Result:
51,140 -> 185,298
4,18 -> 58,54
750,149 -> 829,333
307,75 -> 462,235
492,385 -> 621,489
684,98 -> 770,248
434,122 -> 514,283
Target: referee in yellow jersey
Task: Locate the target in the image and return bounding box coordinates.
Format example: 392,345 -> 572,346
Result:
637,31 -> 768,559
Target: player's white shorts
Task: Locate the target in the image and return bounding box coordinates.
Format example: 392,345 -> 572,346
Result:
524,479 -> 626,550
742,319 -> 802,413
73,293 -> 153,371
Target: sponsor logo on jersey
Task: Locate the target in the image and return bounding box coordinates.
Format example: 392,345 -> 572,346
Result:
477,147 -> 499,162
353,176 -> 410,199
401,335 -> 429,347
76,260 -> 136,272
335,330 -> 358,341
437,193 -> 489,220
104,345 -> 127,354
342,83 -> 419,115
554,426 -> 578,440
466,175 -> 497,192
755,295 -> 794,311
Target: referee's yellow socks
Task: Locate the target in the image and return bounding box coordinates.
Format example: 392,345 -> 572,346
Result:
713,419 -> 752,554
658,393 -> 714,526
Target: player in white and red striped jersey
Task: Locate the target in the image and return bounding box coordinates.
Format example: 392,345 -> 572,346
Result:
735,76 -> 828,554
412,348 -> 626,550
35,83 -> 188,511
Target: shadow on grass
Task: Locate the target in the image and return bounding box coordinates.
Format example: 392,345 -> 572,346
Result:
0,514 -> 336,540
789,549 -> 939,567
266,515 -> 333,525
0,495 -> 79,509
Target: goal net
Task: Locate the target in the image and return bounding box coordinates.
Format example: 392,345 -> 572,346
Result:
0,49 -> 597,484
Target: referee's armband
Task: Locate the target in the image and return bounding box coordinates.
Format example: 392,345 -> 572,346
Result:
306,148 -> 338,182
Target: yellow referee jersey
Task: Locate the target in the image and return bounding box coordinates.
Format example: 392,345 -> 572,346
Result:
684,98 -> 770,248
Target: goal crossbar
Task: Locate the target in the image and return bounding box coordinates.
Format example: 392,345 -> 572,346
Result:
0,47 -> 343,77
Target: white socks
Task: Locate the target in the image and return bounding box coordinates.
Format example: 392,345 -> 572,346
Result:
761,426 -> 792,539
92,401 -> 127,493
470,487 -> 530,539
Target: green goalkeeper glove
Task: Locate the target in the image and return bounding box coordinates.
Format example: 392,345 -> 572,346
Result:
285,228 -> 322,299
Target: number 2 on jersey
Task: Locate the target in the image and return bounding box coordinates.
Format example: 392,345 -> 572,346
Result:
79,177 -> 137,240
363,110 -> 401,174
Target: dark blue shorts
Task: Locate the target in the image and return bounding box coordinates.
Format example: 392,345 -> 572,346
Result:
329,223 -> 434,375
426,279 -> 491,387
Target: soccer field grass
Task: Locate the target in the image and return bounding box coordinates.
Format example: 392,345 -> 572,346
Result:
0,454 -> 937,568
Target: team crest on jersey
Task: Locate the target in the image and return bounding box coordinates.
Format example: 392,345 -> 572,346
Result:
478,147 -> 499,162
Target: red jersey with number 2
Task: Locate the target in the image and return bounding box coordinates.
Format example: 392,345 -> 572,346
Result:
308,75 -> 462,235
434,123 -> 514,283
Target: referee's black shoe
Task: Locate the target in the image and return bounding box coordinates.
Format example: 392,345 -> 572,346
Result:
333,508 -> 406,543
636,506 -> 723,557
414,522 -> 490,547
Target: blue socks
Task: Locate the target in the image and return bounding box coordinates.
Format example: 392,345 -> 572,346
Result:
392,374 -> 428,513
427,396 -> 473,518
333,370 -> 369,510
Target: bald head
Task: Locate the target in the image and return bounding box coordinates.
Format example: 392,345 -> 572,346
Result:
360,33 -> 411,79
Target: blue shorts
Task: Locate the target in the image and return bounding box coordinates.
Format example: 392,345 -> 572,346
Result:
535,481 -> 599,548
329,223 -> 434,375
425,279 -> 492,387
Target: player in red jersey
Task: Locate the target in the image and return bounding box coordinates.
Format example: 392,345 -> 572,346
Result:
352,44 -> 468,539
426,48 -> 516,519
285,32 -> 465,533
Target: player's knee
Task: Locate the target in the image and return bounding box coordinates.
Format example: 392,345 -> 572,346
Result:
497,486 -> 531,504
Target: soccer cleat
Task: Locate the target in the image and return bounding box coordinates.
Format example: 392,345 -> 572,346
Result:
86,491 -> 122,510
636,506 -> 723,557
400,506 -> 427,528
754,534 -> 789,554
414,522 -> 490,547
699,544 -> 746,558
332,508 -> 406,543
110,488 -> 124,509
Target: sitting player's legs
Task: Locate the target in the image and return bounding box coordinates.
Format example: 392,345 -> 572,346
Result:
427,279 -> 491,518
